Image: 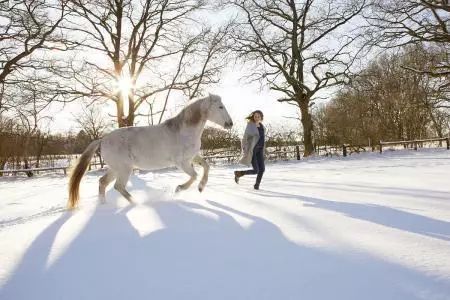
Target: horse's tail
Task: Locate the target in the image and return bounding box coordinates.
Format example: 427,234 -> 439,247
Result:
68,140 -> 101,209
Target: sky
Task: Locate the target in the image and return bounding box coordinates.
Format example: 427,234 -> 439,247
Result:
47,2 -> 350,136
51,65 -> 304,136
214,67 -> 303,133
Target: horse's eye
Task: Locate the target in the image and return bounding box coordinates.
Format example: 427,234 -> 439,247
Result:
219,106 -> 224,109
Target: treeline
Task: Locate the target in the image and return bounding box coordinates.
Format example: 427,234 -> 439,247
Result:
201,126 -> 299,152
0,118 -> 94,170
313,45 -> 450,147
0,120 -> 300,171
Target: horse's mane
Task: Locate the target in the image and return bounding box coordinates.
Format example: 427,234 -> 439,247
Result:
164,96 -> 209,131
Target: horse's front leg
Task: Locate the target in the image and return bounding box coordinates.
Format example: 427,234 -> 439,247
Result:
193,154 -> 209,192
175,160 -> 198,192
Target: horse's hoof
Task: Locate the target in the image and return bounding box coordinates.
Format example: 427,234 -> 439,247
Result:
198,186 -> 203,192
175,185 -> 182,193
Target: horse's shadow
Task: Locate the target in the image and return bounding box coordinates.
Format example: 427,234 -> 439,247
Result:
1,193 -> 449,300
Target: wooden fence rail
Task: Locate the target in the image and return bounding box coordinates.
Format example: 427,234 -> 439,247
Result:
2,138 -> 448,176
203,146 -> 302,163
0,146 -> 304,176
379,137 -> 449,153
0,161 -> 104,177
0,166 -> 68,176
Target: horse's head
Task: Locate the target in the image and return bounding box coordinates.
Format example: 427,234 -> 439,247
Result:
206,94 -> 233,129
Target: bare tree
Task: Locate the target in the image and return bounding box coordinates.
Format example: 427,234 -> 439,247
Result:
55,0 -> 229,128
366,0 -> 450,77
225,0 -> 368,156
73,104 -> 112,141
316,45 -> 450,146
0,0 -> 69,110
73,104 -> 112,167
0,115 -> 15,174
15,79 -> 54,175
201,126 -> 240,153
152,24 -> 232,124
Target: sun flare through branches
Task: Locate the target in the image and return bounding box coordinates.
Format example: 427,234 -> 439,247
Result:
115,76 -> 134,97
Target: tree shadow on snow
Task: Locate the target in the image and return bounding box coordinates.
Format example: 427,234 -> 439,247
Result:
264,177 -> 450,201
255,189 -> 450,242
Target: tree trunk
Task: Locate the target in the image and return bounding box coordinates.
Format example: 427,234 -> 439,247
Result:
116,95 -> 127,128
116,92 -> 135,127
299,99 -> 314,157
126,92 -> 135,127
23,157 -> 33,177
35,138 -> 46,168
429,110 -> 443,138
126,109 -> 134,127
0,160 -> 6,177
22,136 -> 33,177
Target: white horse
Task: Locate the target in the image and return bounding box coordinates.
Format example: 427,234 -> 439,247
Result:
68,94 -> 233,209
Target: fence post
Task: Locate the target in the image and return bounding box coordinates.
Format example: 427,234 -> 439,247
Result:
296,145 -> 300,160
342,144 -> 347,157
446,138 -> 449,150
379,141 -> 383,154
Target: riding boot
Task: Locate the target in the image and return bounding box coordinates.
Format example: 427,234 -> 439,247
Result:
254,172 -> 263,190
234,171 -> 244,184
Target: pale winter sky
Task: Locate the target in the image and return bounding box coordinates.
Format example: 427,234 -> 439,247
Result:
48,5 -> 305,136
51,65 -> 306,136
49,4 -> 347,137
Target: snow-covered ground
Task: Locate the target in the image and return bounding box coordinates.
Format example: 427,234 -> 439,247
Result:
0,149 -> 449,300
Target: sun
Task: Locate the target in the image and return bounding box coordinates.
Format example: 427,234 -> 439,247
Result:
116,76 -> 134,96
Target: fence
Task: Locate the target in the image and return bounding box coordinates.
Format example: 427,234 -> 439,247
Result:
1,137 -> 448,176
323,137 -> 449,157
0,154 -> 104,177
202,145 -> 302,164
0,146 -> 304,176
379,137 -> 449,153
0,166 -> 69,176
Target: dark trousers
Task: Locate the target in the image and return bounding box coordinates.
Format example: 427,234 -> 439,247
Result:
243,147 -> 265,186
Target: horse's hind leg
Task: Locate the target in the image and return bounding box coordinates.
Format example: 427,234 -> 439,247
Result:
175,160 -> 197,192
193,155 -> 209,192
114,168 -> 134,203
99,168 -> 116,203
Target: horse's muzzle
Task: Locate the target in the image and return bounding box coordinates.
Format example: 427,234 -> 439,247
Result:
224,121 -> 233,129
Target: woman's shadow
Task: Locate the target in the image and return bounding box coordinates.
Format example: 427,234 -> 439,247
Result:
1,190 -> 449,300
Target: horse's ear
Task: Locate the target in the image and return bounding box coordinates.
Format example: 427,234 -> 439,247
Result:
208,93 -> 219,102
